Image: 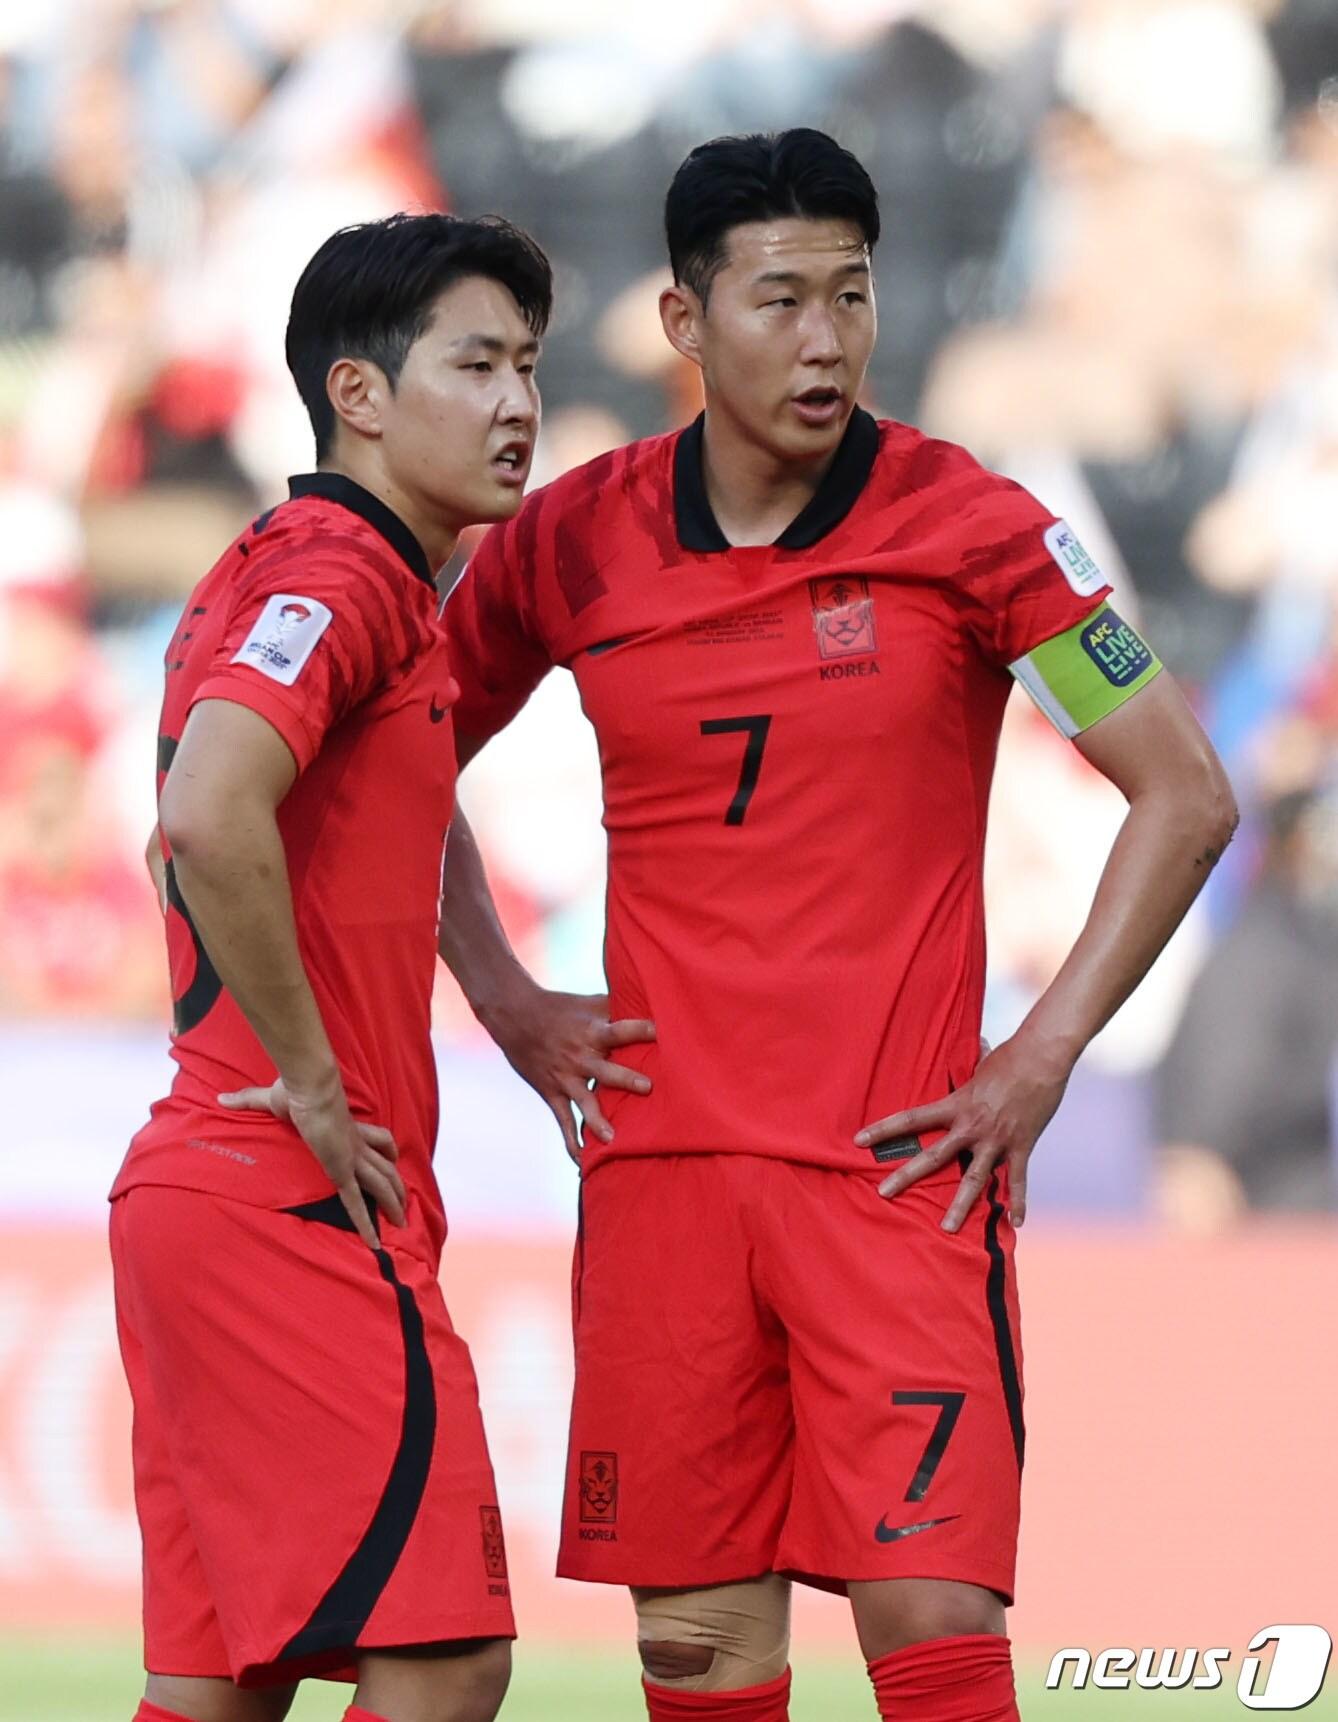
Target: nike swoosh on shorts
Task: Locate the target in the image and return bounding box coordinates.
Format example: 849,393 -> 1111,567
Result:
873,1513 -> 961,1544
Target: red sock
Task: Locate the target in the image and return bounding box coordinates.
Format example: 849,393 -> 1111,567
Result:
345,1710 -> 392,1722
868,1635 -> 1018,1722
133,1704 -> 190,1722
643,1667 -> 791,1720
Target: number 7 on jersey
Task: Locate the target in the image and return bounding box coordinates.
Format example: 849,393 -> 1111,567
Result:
699,714 -> 773,826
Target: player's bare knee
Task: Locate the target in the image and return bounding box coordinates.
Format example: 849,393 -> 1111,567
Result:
454,1636 -> 511,1722
640,1639 -> 717,1682
143,1674 -> 298,1722
468,1632 -> 513,1715
850,1577 -> 1004,1660
634,1575 -> 791,1691
356,1637 -> 511,1722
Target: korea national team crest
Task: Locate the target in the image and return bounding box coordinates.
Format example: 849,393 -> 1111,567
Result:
479,1504 -> 508,1590
579,1450 -> 619,1526
810,576 -> 878,660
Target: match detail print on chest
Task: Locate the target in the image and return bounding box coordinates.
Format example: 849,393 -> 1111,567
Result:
674,569 -> 883,666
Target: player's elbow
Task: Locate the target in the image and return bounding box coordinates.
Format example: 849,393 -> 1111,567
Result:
158,794 -> 196,862
159,778 -> 230,867
1167,747 -> 1238,861
1197,753 -> 1239,856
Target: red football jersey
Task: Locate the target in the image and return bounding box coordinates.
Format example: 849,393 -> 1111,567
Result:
112,473 -> 459,1252
445,411 -> 1113,1176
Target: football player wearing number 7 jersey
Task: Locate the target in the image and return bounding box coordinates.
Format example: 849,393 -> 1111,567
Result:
440,130 -> 1237,1722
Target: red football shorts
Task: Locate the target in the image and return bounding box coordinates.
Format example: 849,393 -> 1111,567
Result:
110,1186 -> 514,1687
559,1154 -> 1023,1600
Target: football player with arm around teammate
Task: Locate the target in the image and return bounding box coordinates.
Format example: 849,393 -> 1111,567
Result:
437,132 -> 1237,1722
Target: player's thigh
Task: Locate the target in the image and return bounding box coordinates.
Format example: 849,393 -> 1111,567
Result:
561,1157 -> 793,1588
355,1638 -> 511,1722
142,1674 -> 297,1722
769,1159 -> 1023,1598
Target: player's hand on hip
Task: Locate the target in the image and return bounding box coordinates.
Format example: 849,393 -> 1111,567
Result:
856,1035 -> 1070,1232
218,1076 -> 406,1247
483,981 -> 655,1165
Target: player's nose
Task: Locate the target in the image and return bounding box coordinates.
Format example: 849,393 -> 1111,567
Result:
497,373 -> 539,430
797,305 -> 843,365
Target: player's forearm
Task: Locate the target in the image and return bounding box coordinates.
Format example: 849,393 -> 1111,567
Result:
1015,778 -> 1237,1073
164,800 -> 340,1095
438,808 -> 535,1030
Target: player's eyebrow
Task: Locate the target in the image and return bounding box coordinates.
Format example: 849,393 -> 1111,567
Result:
446,334 -> 541,357
751,260 -> 871,288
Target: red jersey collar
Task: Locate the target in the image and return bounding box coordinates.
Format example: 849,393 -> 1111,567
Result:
287,472 -> 436,589
673,406 -> 880,553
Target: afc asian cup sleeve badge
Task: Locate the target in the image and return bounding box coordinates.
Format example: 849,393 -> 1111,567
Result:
810,576 -> 878,660
233,592 -> 333,686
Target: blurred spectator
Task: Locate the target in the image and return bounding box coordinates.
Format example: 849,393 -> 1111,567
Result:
1157,782 -> 1338,1218
0,486 -> 162,1017
0,486 -> 110,781
0,729 -> 165,1018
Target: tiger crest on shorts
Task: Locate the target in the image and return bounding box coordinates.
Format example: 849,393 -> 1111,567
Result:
579,1451 -> 619,1523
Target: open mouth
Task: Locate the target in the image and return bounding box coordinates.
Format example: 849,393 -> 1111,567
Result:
792,386 -> 844,424
491,441 -> 530,480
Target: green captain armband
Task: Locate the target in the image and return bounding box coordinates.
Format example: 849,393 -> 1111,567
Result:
1009,605 -> 1162,738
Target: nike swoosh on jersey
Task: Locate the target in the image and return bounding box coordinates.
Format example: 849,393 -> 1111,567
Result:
874,1513 -> 961,1544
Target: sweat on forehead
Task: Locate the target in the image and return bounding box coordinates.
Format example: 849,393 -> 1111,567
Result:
720,223 -> 872,291
745,222 -> 870,259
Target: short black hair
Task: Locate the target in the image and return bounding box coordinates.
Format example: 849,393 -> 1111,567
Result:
286,212 -> 553,460
665,129 -> 879,306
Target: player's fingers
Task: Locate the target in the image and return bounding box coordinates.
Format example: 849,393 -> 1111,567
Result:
589,1057 -> 651,1095
599,1017 -> 657,1047
337,1179 -> 381,1251
547,1096 -> 582,1166
218,1086 -> 279,1114
1008,1147 -> 1028,1228
359,1146 -> 406,1216
356,1121 -> 399,1159
570,1081 -> 614,1144
356,1156 -> 406,1229
877,1127 -> 971,1199
856,1095 -> 955,1148
941,1144 -> 1003,1234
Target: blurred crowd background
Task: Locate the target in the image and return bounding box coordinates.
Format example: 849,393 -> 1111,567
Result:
2,0 -> 1336,1224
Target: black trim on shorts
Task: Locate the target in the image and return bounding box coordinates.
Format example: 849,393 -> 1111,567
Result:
283,1192 -> 378,1235
277,1198 -> 437,1662
983,1171 -> 1025,1471
573,1183 -> 586,1329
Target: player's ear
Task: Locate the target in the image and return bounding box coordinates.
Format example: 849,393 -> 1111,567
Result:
659,283 -> 704,369
326,357 -> 387,443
